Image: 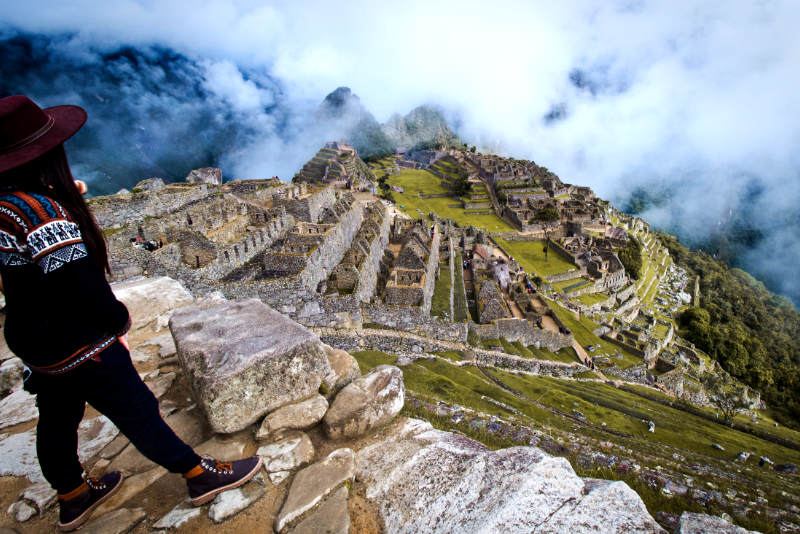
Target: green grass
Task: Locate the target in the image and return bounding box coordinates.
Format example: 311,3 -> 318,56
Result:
493,238 -> 577,278
387,170 -> 513,231
431,268 -> 451,317
453,252 -> 468,321
548,300 -> 642,370
491,370 -> 800,465
575,293 -> 611,306
351,350 -> 396,374
552,277 -> 587,293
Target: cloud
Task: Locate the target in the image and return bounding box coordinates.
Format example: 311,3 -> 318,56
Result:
1,0 -> 799,304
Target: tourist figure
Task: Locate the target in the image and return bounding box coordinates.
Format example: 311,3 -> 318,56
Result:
0,96 -> 261,532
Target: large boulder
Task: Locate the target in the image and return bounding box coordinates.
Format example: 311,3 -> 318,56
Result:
323,365 -> 404,439
170,298 -> 332,434
356,419 -> 665,534
185,167 -> 222,185
112,276 -> 194,331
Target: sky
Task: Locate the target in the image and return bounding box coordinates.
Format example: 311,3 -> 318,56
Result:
1,0 -> 799,304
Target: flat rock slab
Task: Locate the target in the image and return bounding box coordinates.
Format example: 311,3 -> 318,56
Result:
356,418 -> 664,534
256,395 -> 328,441
145,371 -> 176,399
95,466 -> 167,517
112,276 -> 194,331
0,416 -> 118,482
154,499 -> 202,530
81,507 -> 146,534
209,472 -> 267,523
170,298 -> 331,434
108,405 -> 210,474
274,448 -> 355,533
0,390 -> 38,429
678,512 -> 759,533
288,486 -> 350,534
257,432 -> 314,473
323,365 -> 404,439
140,333 -> 178,358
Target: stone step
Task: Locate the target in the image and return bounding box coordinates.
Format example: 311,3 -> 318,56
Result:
274,448 -> 356,533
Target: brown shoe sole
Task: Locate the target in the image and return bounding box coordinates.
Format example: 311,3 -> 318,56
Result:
190,457 -> 263,506
57,474 -> 125,532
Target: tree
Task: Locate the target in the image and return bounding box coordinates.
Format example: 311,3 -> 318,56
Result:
452,176 -> 472,197
617,235 -> 642,279
701,373 -> 749,424
532,207 -> 560,222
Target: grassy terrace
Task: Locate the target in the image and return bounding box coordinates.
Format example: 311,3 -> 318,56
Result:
387,169 -> 513,231
548,300 -> 641,369
453,251 -> 468,322
352,350 -> 800,467
492,238 -> 577,278
487,338 -> 580,364
575,292 -> 610,306
352,350 -> 800,531
431,267 -> 451,317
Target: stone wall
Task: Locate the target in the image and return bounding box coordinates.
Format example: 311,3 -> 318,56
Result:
361,303 -> 468,343
353,208 -> 392,302
315,327 -> 580,378
273,187 -> 337,223
89,183 -> 211,229
221,199 -> 365,319
421,228 -> 441,314
469,318 -> 573,352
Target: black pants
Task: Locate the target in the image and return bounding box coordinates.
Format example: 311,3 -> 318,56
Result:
32,340 -> 201,494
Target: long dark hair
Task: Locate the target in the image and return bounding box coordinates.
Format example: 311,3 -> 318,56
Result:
0,145 -> 110,273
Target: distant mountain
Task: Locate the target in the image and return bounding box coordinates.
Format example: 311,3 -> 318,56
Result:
316,87 -> 395,159
317,87 -> 462,158
382,105 -> 461,151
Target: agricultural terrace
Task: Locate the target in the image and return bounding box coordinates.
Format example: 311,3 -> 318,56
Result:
492,238 -> 577,278
548,300 -> 641,370
351,349 -> 800,471
386,169 -> 513,231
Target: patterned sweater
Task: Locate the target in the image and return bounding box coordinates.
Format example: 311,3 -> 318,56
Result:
0,191 -> 130,374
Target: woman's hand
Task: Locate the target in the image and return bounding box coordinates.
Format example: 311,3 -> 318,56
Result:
74,180 -> 88,195
118,334 -> 129,350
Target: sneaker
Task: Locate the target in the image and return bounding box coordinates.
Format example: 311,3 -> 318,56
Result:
185,455 -> 262,506
57,471 -> 124,532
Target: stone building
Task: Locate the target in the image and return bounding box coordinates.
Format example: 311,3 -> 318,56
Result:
477,279 -> 510,324
385,221 -> 440,312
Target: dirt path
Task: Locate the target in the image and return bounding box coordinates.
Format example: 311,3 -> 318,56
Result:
503,290 -> 525,319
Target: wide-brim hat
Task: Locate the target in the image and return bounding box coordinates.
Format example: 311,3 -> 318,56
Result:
0,95 -> 87,174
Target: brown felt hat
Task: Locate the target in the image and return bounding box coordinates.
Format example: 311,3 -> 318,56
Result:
0,95 -> 87,174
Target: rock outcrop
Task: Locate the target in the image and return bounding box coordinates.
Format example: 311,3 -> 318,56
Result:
323,365 -> 404,439
170,298 -> 332,433
356,418 -> 665,534
185,167 -> 223,185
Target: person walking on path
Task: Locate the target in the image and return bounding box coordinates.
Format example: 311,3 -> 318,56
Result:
0,95 -> 261,532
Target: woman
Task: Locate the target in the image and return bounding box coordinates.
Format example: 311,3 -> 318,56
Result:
0,96 -> 261,532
